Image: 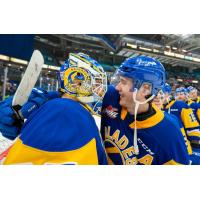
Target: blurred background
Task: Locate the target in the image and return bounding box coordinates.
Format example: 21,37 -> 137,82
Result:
1,34 -> 200,100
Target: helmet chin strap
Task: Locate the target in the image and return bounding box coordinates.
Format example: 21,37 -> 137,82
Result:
132,89 -> 155,155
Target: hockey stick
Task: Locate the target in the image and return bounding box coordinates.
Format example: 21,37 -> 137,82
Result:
12,50 -> 44,120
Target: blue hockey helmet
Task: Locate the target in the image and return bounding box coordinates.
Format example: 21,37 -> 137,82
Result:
162,83 -> 172,94
187,86 -> 197,93
175,87 -> 188,94
115,55 -> 166,96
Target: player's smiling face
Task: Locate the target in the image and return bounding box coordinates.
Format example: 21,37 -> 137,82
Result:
153,92 -> 164,109
115,76 -> 151,110
115,76 -> 134,107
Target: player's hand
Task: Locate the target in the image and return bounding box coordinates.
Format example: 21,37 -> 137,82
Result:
20,88 -> 60,119
0,97 -> 20,140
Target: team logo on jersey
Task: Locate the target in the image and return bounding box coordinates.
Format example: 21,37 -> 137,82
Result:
104,126 -> 138,165
103,105 -> 118,119
104,126 -> 155,165
170,108 -> 178,112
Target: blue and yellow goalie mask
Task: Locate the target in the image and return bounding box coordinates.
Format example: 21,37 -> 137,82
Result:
58,53 -> 107,103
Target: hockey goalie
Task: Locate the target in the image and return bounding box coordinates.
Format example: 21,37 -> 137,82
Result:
0,52 -> 107,165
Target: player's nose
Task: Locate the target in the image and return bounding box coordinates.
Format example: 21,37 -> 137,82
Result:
115,83 -> 121,92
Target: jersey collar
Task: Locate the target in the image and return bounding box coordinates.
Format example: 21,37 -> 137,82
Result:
121,104 -> 164,129
165,99 -> 175,109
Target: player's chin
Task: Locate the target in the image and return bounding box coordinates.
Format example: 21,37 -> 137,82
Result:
119,97 -> 126,107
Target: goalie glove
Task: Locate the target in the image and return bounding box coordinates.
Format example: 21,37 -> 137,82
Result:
0,97 -> 20,140
20,88 -> 60,119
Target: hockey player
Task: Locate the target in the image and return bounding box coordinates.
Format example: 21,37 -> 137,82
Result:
174,87 -> 188,102
161,83 -> 172,106
152,87 -> 192,158
187,86 -> 200,103
162,85 -> 200,144
186,86 -> 200,122
100,55 -> 190,165
1,53 -> 108,165
185,86 -> 200,164
151,90 -> 165,110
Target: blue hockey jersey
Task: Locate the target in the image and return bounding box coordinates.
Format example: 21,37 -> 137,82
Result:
101,86 -> 190,165
3,98 -> 108,165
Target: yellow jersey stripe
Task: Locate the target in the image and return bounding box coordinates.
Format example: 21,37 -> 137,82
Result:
129,104 -> 164,129
4,138 -> 99,165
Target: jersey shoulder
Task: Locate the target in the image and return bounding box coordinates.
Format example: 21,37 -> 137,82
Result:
164,112 -> 183,128
148,112 -> 186,150
20,98 -> 98,152
189,101 -> 200,109
102,85 -> 120,108
174,100 -> 189,109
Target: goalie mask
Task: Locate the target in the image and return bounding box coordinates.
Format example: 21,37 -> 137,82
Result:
58,53 -> 107,103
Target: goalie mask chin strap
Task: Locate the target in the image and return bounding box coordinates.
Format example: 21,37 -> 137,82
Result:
132,89 -> 155,155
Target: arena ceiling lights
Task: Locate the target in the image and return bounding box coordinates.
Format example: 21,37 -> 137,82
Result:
0,54 -> 9,61
0,54 -> 60,71
118,42 -> 200,68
